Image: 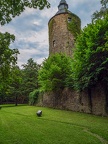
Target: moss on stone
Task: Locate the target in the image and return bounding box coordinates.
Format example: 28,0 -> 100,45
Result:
48,19 -> 55,37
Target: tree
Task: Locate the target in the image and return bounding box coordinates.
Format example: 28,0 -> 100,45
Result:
0,32 -> 19,102
21,58 -> 39,101
9,66 -> 23,106
0,0 -> 50,25
38,53 -> 73,92
0,0 -> 50,104
92,0 -> 108,21
72,15 -> 108,91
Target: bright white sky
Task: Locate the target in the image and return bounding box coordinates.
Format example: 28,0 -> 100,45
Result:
0,0 -> 101,67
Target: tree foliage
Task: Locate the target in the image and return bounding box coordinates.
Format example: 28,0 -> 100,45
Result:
92,0 -> 108,21
0,32 -> 19,92
72,15 -> 108,90
0,0 -> 50,25
38,53 -> 73,92
29,89 -> 39,105
10,66 -> 23,105
21,58 -> 39,98
0,0 -> 50,104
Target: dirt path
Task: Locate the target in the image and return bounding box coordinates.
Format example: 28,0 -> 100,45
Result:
84,129 -> 108,144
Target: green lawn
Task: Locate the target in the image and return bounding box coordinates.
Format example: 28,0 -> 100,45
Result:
0,105 -> 108,144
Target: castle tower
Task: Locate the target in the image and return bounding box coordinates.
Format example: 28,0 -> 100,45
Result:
48,0 -> 81,56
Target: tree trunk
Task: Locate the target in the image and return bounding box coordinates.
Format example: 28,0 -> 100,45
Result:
15,95 -> 18,106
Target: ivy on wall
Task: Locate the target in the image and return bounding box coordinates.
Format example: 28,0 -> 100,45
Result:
67,13 -> 81,38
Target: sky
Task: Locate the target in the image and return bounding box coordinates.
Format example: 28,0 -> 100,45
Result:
0,0 -> 101,68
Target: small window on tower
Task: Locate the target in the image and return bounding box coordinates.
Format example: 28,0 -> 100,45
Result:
53,40 -> 56,47
68,17 -> 72,23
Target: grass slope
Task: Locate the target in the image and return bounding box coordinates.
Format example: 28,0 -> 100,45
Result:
0,105 -> 108,144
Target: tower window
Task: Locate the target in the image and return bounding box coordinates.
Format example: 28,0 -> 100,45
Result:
53,40 -> 56,47
68,17 -> 72,23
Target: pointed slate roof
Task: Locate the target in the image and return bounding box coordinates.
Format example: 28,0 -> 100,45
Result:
55,0 -> 70,15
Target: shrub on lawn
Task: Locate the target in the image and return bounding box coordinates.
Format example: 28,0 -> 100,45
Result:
29,89 -> 39,105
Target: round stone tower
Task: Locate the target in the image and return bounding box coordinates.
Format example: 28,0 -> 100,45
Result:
48,0 -> 81,56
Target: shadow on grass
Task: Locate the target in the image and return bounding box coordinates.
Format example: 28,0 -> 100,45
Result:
0,104 -> 28,108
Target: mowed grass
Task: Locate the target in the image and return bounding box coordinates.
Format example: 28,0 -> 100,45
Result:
0,105 -> 108,144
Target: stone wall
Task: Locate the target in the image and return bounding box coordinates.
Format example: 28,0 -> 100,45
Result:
37,84 -> 108,116
48,13 -> 80,56
91,84 -> 107,116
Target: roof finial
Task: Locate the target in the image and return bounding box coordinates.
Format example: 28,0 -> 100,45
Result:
58,0 -> 68,10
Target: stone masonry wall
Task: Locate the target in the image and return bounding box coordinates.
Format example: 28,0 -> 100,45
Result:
37,85 -> 108,116
49,13 -> 75,56
91,83 -> 107,116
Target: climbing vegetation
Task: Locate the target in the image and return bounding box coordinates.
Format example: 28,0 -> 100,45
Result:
72,15 -> 108,90
67,13 -> 81,38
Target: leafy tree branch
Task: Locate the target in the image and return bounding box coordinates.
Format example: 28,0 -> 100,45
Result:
0,0 -> 50,25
